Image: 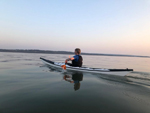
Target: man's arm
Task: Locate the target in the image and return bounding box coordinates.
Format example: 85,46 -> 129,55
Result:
65,57 -> 74,63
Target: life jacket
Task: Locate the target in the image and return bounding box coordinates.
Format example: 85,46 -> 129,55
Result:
72,55 -> 83,67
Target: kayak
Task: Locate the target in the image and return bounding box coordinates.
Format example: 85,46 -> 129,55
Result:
40,57 -> 133,76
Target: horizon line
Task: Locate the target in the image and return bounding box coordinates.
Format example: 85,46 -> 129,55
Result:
0,49 -> 150,58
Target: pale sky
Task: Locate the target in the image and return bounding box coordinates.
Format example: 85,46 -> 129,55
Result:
0,0 -> 150,56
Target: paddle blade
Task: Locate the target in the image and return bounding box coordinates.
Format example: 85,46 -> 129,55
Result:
61,65 -> 66,70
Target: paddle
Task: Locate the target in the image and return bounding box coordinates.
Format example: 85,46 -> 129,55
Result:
61,56 -> 72,70
61,56 -> 74,70
61,65 -> 66,70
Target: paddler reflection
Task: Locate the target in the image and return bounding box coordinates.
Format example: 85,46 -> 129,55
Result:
63,72 -> 83,91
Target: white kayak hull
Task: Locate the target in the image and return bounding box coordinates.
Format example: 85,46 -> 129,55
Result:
40,57 -> 133,76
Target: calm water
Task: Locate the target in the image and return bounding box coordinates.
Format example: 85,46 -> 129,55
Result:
0,52 -> 150,113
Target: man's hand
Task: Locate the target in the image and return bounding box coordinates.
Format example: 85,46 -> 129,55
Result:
65,60 -> 68,64
65,57 -> 74,64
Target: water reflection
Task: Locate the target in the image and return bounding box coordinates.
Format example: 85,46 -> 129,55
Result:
42,64 -> 150,89
63,72 -> 83,91
43,65 -> 84,91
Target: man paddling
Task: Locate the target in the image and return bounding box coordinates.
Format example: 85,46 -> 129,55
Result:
65,48 -> 83,67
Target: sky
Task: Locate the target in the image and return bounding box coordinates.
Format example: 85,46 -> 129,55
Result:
0,0 -> 150,56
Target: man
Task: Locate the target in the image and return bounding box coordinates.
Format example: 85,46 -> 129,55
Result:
65,48 -> 83,67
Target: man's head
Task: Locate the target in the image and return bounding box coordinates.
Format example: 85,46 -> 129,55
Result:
74,83 -> 80,91
75,48 -> 81,55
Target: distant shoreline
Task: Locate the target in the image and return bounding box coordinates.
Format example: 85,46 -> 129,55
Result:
0,49 -> 149,58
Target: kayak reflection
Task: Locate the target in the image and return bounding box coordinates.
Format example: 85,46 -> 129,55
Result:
63,72 -> 83,91
42,65 -> 84,91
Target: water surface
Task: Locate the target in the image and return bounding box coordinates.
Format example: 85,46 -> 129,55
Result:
0,52 -> 150,113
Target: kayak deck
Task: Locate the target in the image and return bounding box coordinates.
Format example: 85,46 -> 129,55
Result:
40,57 -> 133,76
